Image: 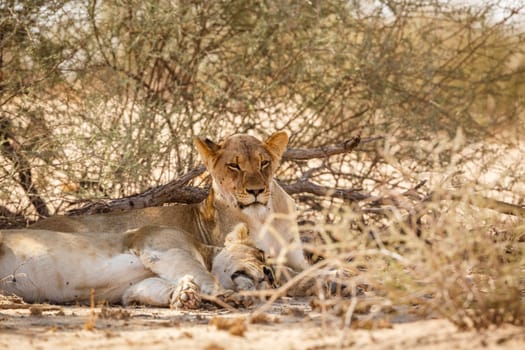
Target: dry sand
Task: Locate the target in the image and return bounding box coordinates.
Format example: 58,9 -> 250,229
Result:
1,295 -> 523,350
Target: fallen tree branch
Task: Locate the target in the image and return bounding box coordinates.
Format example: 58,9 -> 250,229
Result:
282,135 -> 382,160
364,187 -> 525,219
67,136 -> 371,215
67,181 -> 370,216
279,180 -> 369,202
67,166 -> 208,215
64,135 -> 524,220
0,205 -> 29,228
431,191 -> 525,217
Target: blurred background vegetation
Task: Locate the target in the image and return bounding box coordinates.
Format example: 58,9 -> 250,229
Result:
1,0 -> 524,221
1,0 -> 524,329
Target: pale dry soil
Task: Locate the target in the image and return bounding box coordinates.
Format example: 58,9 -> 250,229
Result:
1,295 -> 524,350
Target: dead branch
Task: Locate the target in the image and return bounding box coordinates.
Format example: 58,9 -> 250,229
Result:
432,191 -> 525,217
282,135 -> 382,160
279,180 -> 369,202
0,205 -> 29,228
67,136 -> 371,215
0,117 -> 49,217
366,187 -> 525,218
62,135 -> 524,220
67,166 -> 208,215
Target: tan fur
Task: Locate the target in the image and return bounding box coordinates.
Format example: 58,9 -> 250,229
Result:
32,132 -> 309,272
0,224 -> 273,308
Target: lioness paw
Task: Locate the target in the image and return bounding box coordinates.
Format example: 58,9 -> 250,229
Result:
217,290 -> 254,308
170,275 -> 201,309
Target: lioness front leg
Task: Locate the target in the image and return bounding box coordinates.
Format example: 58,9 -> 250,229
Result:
138,248 -> 245,306
122,277 -> 173,307
137,248 -> 254,308
122,276 -> 202,309
170,275 -> 201,309
138,248 -> 221,292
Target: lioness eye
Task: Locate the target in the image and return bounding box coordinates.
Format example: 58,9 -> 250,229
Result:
231,270 -> 251,281
256,248 -> 265,262
227,163 -> 241,171
261,160 -> 270,170
263,266 -> 276,287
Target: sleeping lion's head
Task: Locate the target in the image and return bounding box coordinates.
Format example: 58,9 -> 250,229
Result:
194,131 -> 289,209
212,224 -> 276,291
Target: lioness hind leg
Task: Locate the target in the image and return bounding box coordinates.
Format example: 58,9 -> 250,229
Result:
170,275 -> 201,309
122,277 -> 174,307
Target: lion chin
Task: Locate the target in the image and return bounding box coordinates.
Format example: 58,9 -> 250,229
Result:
240,204 -> 270,222
238,201 -> 265,209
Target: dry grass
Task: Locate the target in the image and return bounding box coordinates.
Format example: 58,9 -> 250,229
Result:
83,289 -> 98,331
290,188 -> 525,331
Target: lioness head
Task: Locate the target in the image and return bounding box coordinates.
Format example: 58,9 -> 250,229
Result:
194,131 -> 289,209
212,224 -> 276,291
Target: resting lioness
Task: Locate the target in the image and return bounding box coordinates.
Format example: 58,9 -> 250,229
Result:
0,224 -> 275,308
32,131 -> 310,274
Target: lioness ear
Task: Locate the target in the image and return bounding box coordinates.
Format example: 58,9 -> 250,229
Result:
225,223 -> 251,246
265,130 -> 289,160
194,136 -> 220,164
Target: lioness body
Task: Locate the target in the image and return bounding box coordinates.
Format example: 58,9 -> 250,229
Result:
32,199 -> 243,246
0,225 -> 272,307
1,229 -> 146,303
32,132 -> 309,272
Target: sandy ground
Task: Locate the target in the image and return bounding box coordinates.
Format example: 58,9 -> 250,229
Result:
1,295 -> 524,350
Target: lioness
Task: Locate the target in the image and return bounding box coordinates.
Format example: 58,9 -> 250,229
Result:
0,224 -> 275,308
32,131 -> 310,273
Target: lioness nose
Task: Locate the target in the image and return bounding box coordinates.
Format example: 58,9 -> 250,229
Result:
246,188 -> 264,197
